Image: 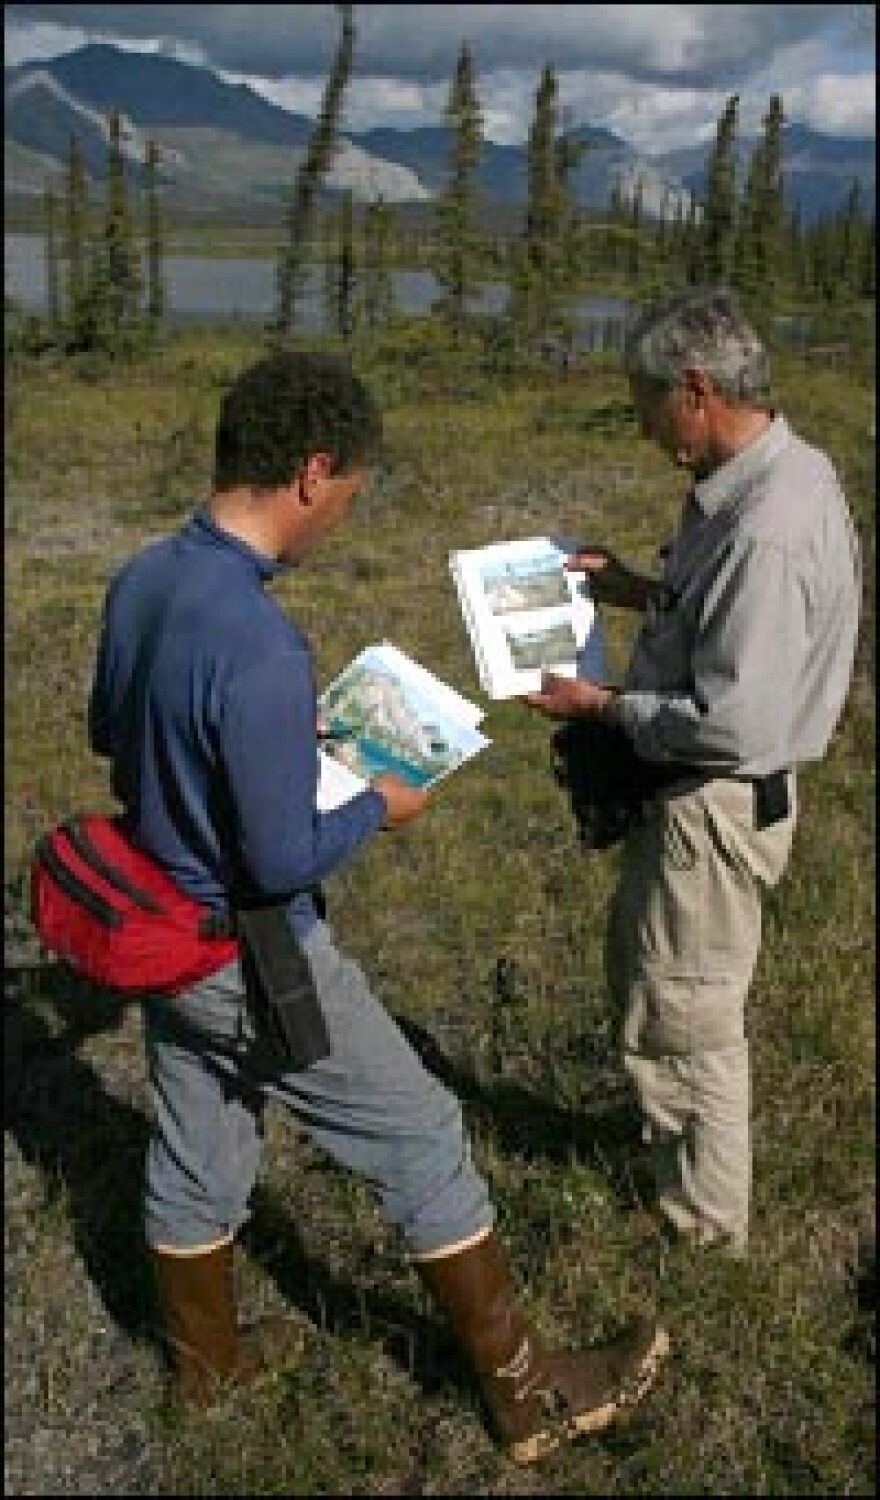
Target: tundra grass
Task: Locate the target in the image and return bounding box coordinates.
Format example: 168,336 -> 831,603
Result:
4,319 -> 874,1495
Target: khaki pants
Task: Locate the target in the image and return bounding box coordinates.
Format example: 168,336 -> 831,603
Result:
607,775 -> 796,1252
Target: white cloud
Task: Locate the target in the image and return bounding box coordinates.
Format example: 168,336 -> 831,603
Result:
5,12 -> 209,70
786,72 -> 877,137
247,73 -> 447,134
5,4 -> 875,150
590,78 -> 731,153
4,15 -> 90,66
4,3 -> 856,83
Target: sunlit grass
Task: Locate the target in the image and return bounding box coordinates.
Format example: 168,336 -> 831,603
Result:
5,319 -> 874,1495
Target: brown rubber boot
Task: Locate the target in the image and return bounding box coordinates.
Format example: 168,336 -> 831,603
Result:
151,1241 -> 305,1409
417,1231 -> 669,1464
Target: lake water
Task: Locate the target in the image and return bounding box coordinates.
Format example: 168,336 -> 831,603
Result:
4,232 -> 630,342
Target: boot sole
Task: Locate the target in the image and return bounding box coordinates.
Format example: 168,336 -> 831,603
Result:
508,1325 -> 671,1465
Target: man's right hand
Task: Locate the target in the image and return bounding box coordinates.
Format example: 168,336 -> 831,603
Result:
371,774 -> 429,828
566,545 -> 660,611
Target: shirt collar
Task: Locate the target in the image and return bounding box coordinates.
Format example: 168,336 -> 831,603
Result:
188,505 -> 289,582
692,414 -> 790,516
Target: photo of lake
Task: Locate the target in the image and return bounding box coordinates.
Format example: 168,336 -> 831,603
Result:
503,617 -> 578,669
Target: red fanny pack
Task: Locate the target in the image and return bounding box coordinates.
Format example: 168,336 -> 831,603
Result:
30,814 -> 239,995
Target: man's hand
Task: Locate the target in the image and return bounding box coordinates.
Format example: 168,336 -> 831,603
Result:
371,773 -> 429,828
566,545 -> 661,611
523,671 -> 616,719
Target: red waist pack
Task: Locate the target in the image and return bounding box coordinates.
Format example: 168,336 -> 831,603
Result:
30,814 -> 239,995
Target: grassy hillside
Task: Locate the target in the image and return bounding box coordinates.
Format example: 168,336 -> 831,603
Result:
4,319 -> 875,1495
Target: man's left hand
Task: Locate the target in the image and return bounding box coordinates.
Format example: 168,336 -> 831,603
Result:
523,672 -> 615,719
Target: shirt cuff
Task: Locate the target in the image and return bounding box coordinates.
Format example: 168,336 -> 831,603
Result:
613,690 -> 653,742
356,785 -> 389,832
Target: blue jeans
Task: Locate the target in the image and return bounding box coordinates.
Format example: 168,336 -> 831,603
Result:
142,920 -> 494,1257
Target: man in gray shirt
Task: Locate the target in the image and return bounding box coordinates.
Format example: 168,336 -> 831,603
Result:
526,286 -> 861,1254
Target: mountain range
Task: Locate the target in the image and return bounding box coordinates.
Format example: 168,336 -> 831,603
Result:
5,44 -> 875,224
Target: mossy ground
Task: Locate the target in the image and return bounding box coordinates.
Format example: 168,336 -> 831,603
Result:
4,316 -> 874,1495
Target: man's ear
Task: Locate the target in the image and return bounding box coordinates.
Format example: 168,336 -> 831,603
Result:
682,367 -> 713,410
298,451 -> 336,504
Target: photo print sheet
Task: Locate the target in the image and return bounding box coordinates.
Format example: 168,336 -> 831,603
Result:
449,536 -> 598,698
317,641 -> 490,811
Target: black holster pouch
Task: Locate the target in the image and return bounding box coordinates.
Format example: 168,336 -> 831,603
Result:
552,718 -> 790,851
236,903 -> 331,1070
754,769 -> 790,829
551,717 -> 677,852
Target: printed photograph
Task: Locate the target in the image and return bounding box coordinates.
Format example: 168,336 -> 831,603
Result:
503,616 -> 578,670
478,549 -> 571,614
320,647 -> 487,788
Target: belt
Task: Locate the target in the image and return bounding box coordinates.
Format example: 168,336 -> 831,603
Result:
648,765 -> 791,830
199,884 -> 328,940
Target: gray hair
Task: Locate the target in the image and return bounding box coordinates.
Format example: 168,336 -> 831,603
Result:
623,286 -> 771,404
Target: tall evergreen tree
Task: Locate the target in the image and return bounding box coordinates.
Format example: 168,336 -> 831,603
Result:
703,94 -> 739,283
322,202 -> 338,332
97,106 -> 143,332
556,117 -> 587,290
276,3 -> 354,334
859,212 -> 876,298
145,137 -> 165,326
44,186 -> 60,334
685,196 -> 704,284
435,41 -> 484,337
511,65 -> 577,340
65,133 -> 89,342
806,213 -> 835,302
736,94 -> 785,301
362,195 -> 395,328
838,178 -> 867,297
603,178 -> 625,275
325,189 -> 356,341
787,203 -> 808,296
628,180 -> 643,280
668,198 -> 686,280
758,95 -> 785,289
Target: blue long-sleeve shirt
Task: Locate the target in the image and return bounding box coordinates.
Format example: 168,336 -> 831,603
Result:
88,507 -> 387,937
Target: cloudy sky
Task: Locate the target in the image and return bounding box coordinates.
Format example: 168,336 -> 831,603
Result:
4,4 -> 876,152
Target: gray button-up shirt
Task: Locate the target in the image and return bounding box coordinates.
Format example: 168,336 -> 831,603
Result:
617,415 -> 861,776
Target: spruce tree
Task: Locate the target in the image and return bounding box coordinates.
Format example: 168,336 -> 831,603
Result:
604,179 -> 624,275
787,203 -> 808,297
435,41 -> 484,338
733,136 -> 763,297
98,106 -> 143,335
685,196 -> 704,284
628,179 -> 643,280
276,3 -> 354,334
322,202 -> 338,333
362,195 -> 395,328
44,187 -> 60,334
511,65 -> 576,342
145,138 -> 165,327
703,94 -> 739,283
839,179 -> 867,298
556,119 -> 586,295
859,213 -> 876,298
736,94 -> 784,301
65,133 -> 89,345
327,189 -> 356,341
758,95 -> 785,292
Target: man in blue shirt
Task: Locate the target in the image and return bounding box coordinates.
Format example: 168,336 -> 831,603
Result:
90,349 -> 667,1464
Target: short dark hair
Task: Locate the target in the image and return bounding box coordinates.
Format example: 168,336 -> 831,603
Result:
214,349 -> 382,491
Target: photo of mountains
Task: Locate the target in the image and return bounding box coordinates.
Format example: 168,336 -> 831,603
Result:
5,43 -> 874,223
320,646 -> 487,790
